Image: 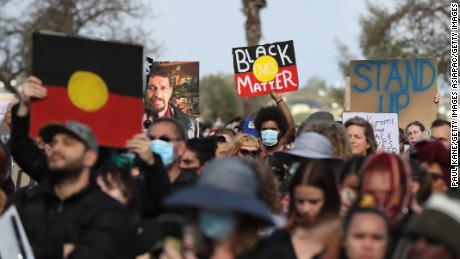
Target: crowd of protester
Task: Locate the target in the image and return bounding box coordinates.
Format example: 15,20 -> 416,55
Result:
0,70 -> 457,259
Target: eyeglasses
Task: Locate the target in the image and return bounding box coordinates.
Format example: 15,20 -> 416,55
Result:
239,149 -> 260,157
148,135 -> 178,143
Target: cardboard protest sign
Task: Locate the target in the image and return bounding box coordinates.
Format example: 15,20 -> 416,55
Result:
350,58 -> 438,129
343,112 -> 399,153
32,32 -> 144,148
0,206 -> 35,259
232,40 -> 299,97
148,61 -> 200,116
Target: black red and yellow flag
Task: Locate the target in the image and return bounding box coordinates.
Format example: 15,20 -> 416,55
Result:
31,32 -> 144,148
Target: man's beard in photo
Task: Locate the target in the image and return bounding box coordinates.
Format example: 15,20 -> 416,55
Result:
144,95 -> 166,114
48,160 -> 85,186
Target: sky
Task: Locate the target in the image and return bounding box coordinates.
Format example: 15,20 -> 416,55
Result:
149,0 -> 390,87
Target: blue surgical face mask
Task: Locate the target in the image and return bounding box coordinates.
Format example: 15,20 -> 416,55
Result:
261,129 -> 279,146
199,210 -> 236,240
150,140 -> 174,166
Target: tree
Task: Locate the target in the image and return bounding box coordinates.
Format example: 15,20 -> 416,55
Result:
200,74 -> 244,122
240,0 -> 267,116
338,0 -> 451,85
0,0 -> 158,94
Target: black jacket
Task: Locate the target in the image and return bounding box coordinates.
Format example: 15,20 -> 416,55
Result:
10,103 -> 48,182
7,181 -> 137,259
171,106 -> 199,139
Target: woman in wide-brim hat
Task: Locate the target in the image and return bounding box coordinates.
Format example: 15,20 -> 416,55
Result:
162,157 -> 275,259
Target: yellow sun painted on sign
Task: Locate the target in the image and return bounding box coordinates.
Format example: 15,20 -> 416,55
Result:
67,71 -> 109,112
252,55 -> 279,82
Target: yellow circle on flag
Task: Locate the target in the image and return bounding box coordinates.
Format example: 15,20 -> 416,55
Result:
252,55 -> 279,82
67,71 -> 109,112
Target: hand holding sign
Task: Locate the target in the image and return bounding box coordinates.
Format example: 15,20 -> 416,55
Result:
232,40 -> 299,97
20,76 -> 47,103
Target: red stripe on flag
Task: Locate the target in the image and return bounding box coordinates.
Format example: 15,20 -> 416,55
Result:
234,65 -> 299,98
30,86 -> 143,148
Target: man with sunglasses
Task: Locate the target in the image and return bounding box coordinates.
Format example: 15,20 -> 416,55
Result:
144,66 -> 199,139
146,117 -> 197,192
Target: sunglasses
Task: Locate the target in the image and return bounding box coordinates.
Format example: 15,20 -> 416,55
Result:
148,135 -> 177,143
239,149 -> 260,157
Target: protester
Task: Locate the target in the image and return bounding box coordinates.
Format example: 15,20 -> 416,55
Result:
225,116 -> 243,133
298,120 -> 352,160
357,153 -> 412,255
144,66 -> 199,138
276,132 -> 340,163
179,137 -> 217,175
405,121 -> 426,146
276,132 -> 344,184
7,120 -> 137,258
254,93 -> 295,156
340,207 -> 390,259
260,159 -> 341,259
410,140 -> 451,194
344,117 -> 377,156
214,128 -> 236,158
394,193 -> 460,259
430,119 -> 451,149
95,164 -> 138,208
339,156 -> 365,216
407,160 -> 431,214
399,128 -> 410,155
146,117 -> 197,193
162,157 -> 275,259
225,133 -> 262,160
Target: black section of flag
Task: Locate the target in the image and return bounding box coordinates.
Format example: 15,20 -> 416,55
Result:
232,40 -> 296,73
32,32 -> 144,98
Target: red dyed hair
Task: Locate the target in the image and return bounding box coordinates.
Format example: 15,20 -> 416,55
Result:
359,153 -> 412,225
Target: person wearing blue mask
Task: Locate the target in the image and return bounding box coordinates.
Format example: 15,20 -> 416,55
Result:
254,92 -> 295,156
147,117 -> 197,192
163,158 -> 275,259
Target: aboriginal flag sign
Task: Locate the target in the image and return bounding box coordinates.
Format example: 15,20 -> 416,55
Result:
232,40 -> 299,97
31,32 -> 144,148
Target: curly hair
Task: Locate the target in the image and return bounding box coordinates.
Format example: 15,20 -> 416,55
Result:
298,120 -> 352,160
254,106 -> 288,137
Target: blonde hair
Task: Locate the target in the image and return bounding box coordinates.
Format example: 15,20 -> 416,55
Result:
225,134 -> 261,156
